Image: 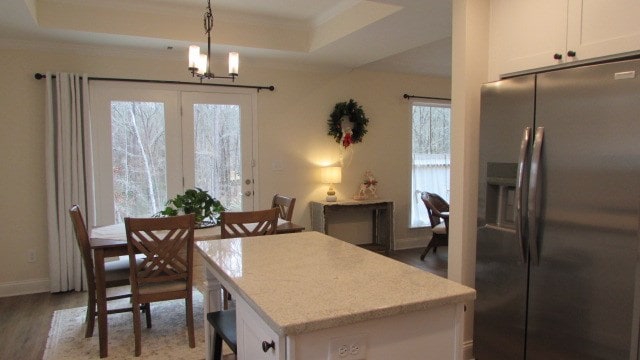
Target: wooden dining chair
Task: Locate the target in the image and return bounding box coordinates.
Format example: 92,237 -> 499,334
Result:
68,205 -> 151,339
207,208 -> 279,359
271,194 -> 296,221
419,192 -> 450,260
124,213 -> 196,357
219,207 -> 279,308
220,208 -> 280,238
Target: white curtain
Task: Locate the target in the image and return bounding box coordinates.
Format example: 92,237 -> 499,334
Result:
45,72 -> 94,293
411,154 -> 450,227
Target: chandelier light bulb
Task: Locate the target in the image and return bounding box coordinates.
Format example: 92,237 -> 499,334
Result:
228,52 -> 239,76
197,54 -> 207,75
188,45 -> 200,69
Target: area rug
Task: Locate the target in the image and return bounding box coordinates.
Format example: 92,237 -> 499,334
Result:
44,291 -> 209,360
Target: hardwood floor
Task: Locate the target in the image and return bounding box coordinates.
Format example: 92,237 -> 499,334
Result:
387,246 -> 448,279
0,289 -> 86,360
0,246 -> 446,359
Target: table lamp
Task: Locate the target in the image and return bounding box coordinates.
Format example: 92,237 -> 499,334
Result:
321,166 -> 342,202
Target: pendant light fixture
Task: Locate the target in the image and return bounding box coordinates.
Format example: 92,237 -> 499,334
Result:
188,0 -> 238,81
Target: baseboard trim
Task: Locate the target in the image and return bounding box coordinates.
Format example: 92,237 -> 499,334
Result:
394,236 -> 427,250
0,278 -> 50,297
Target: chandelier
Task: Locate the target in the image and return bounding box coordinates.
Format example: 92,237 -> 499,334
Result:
188,0 -> 238,81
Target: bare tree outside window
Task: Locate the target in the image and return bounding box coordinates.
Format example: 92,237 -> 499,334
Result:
193,104 -> 242,211
412,105 -> 451,154
111,101 -> 167,222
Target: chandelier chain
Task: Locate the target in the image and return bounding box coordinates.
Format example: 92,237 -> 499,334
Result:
204,0 -> 213,34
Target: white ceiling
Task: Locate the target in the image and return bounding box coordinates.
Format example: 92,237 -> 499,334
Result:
0,0 -> 452,77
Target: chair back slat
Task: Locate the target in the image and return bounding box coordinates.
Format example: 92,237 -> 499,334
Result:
271,194 -> 296,221
125,214 -> 195,289
221,208 -> 279,239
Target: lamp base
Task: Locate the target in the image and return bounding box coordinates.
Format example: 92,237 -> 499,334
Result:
325,195 -> 337,202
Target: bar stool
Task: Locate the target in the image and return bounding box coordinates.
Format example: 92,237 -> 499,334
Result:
207,309 -> 237,360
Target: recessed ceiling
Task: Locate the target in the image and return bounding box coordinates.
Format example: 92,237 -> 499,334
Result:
0,0 -> 452,77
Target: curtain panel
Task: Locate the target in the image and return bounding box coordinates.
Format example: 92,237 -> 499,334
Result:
411,154 -> 450,228
45,72 -> 94,293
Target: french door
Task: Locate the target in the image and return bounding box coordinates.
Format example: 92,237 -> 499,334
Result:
181,91 -> 255,213
90,82 -> 256,225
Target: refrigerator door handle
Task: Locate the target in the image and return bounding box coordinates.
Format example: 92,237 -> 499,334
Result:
528,126 -> 545,265
515,127 -> 531,263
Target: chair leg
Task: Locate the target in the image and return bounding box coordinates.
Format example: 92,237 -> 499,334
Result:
212,332 -> 223,360
223,288 -> 229,310
143,303 -> 152,329
421,234 -> 448,260
186,296 -> 195,348
420,236 -> 436,261
132,302 -> 142,356
85,293 -> 96,338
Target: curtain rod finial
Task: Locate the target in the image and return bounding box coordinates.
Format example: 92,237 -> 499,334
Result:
34,73 -> 46,80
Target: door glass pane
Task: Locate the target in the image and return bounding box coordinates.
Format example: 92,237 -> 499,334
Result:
111,101 -> 167,222
193,104 -> 242,211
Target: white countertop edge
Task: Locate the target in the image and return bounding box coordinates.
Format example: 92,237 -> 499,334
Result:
277,291 -> 475,335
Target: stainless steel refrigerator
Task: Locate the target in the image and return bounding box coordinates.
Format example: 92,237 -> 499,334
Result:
475,58 -> 640,359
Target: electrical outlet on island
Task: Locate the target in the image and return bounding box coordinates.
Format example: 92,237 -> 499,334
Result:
328,333 -> 368,360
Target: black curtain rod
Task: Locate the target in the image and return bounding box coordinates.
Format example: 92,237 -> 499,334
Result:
34,73 -> 275,92
403,93 -> 450,101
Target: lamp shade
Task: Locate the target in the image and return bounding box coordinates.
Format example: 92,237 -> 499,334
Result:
228,52 -> 239,76
321,166 -> 342,184
188,45 -> 200,69
197,54 -> 207,75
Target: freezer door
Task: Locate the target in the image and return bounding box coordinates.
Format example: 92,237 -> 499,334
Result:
475,75 -> 535,360
526,59 -> 640,359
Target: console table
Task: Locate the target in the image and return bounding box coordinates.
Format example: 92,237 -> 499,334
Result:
310,199 -> 394,253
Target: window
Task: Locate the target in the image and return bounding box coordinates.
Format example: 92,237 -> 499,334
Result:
90,82 -> 256,225
410,101 -> 451,228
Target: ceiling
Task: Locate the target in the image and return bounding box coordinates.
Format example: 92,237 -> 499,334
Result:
0,0 -> 452,77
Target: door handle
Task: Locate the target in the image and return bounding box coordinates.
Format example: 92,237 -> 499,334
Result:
515,127 -> 531,263
528,127 -> 544,265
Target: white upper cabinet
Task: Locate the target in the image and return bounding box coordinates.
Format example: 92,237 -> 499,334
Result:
489,0 -> 640,80
567,0 -> 640,59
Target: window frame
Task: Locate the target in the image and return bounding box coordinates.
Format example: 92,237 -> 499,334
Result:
89,81 -> 258,226
409,99 -> 452,228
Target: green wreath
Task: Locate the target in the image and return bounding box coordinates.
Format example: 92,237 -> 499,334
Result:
327,99 -> 369,147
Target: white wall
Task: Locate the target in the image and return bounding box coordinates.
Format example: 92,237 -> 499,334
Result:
0,43 -> 451,296
451,0 -> 489,358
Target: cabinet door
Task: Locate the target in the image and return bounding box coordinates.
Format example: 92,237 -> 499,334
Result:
489,0 -> 568,79
567,0 -> 640,60
236,298 -> 284,360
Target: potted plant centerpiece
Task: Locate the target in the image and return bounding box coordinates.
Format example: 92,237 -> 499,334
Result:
157,188 -> 225,228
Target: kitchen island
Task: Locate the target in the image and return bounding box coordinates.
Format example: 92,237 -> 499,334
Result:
196,231 -> 475,360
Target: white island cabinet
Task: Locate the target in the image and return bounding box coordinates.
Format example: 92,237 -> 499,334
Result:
196,231 -> 475,360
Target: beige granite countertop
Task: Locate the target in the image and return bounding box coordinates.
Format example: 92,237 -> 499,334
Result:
196,231 -> 475,336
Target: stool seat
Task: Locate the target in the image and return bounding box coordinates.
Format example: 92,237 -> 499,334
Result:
207,309 -> 237,359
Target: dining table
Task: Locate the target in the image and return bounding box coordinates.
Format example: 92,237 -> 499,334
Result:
89,218 -> 304,358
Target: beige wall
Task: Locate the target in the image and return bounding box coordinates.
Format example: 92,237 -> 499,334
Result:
0,44 -> 451,295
